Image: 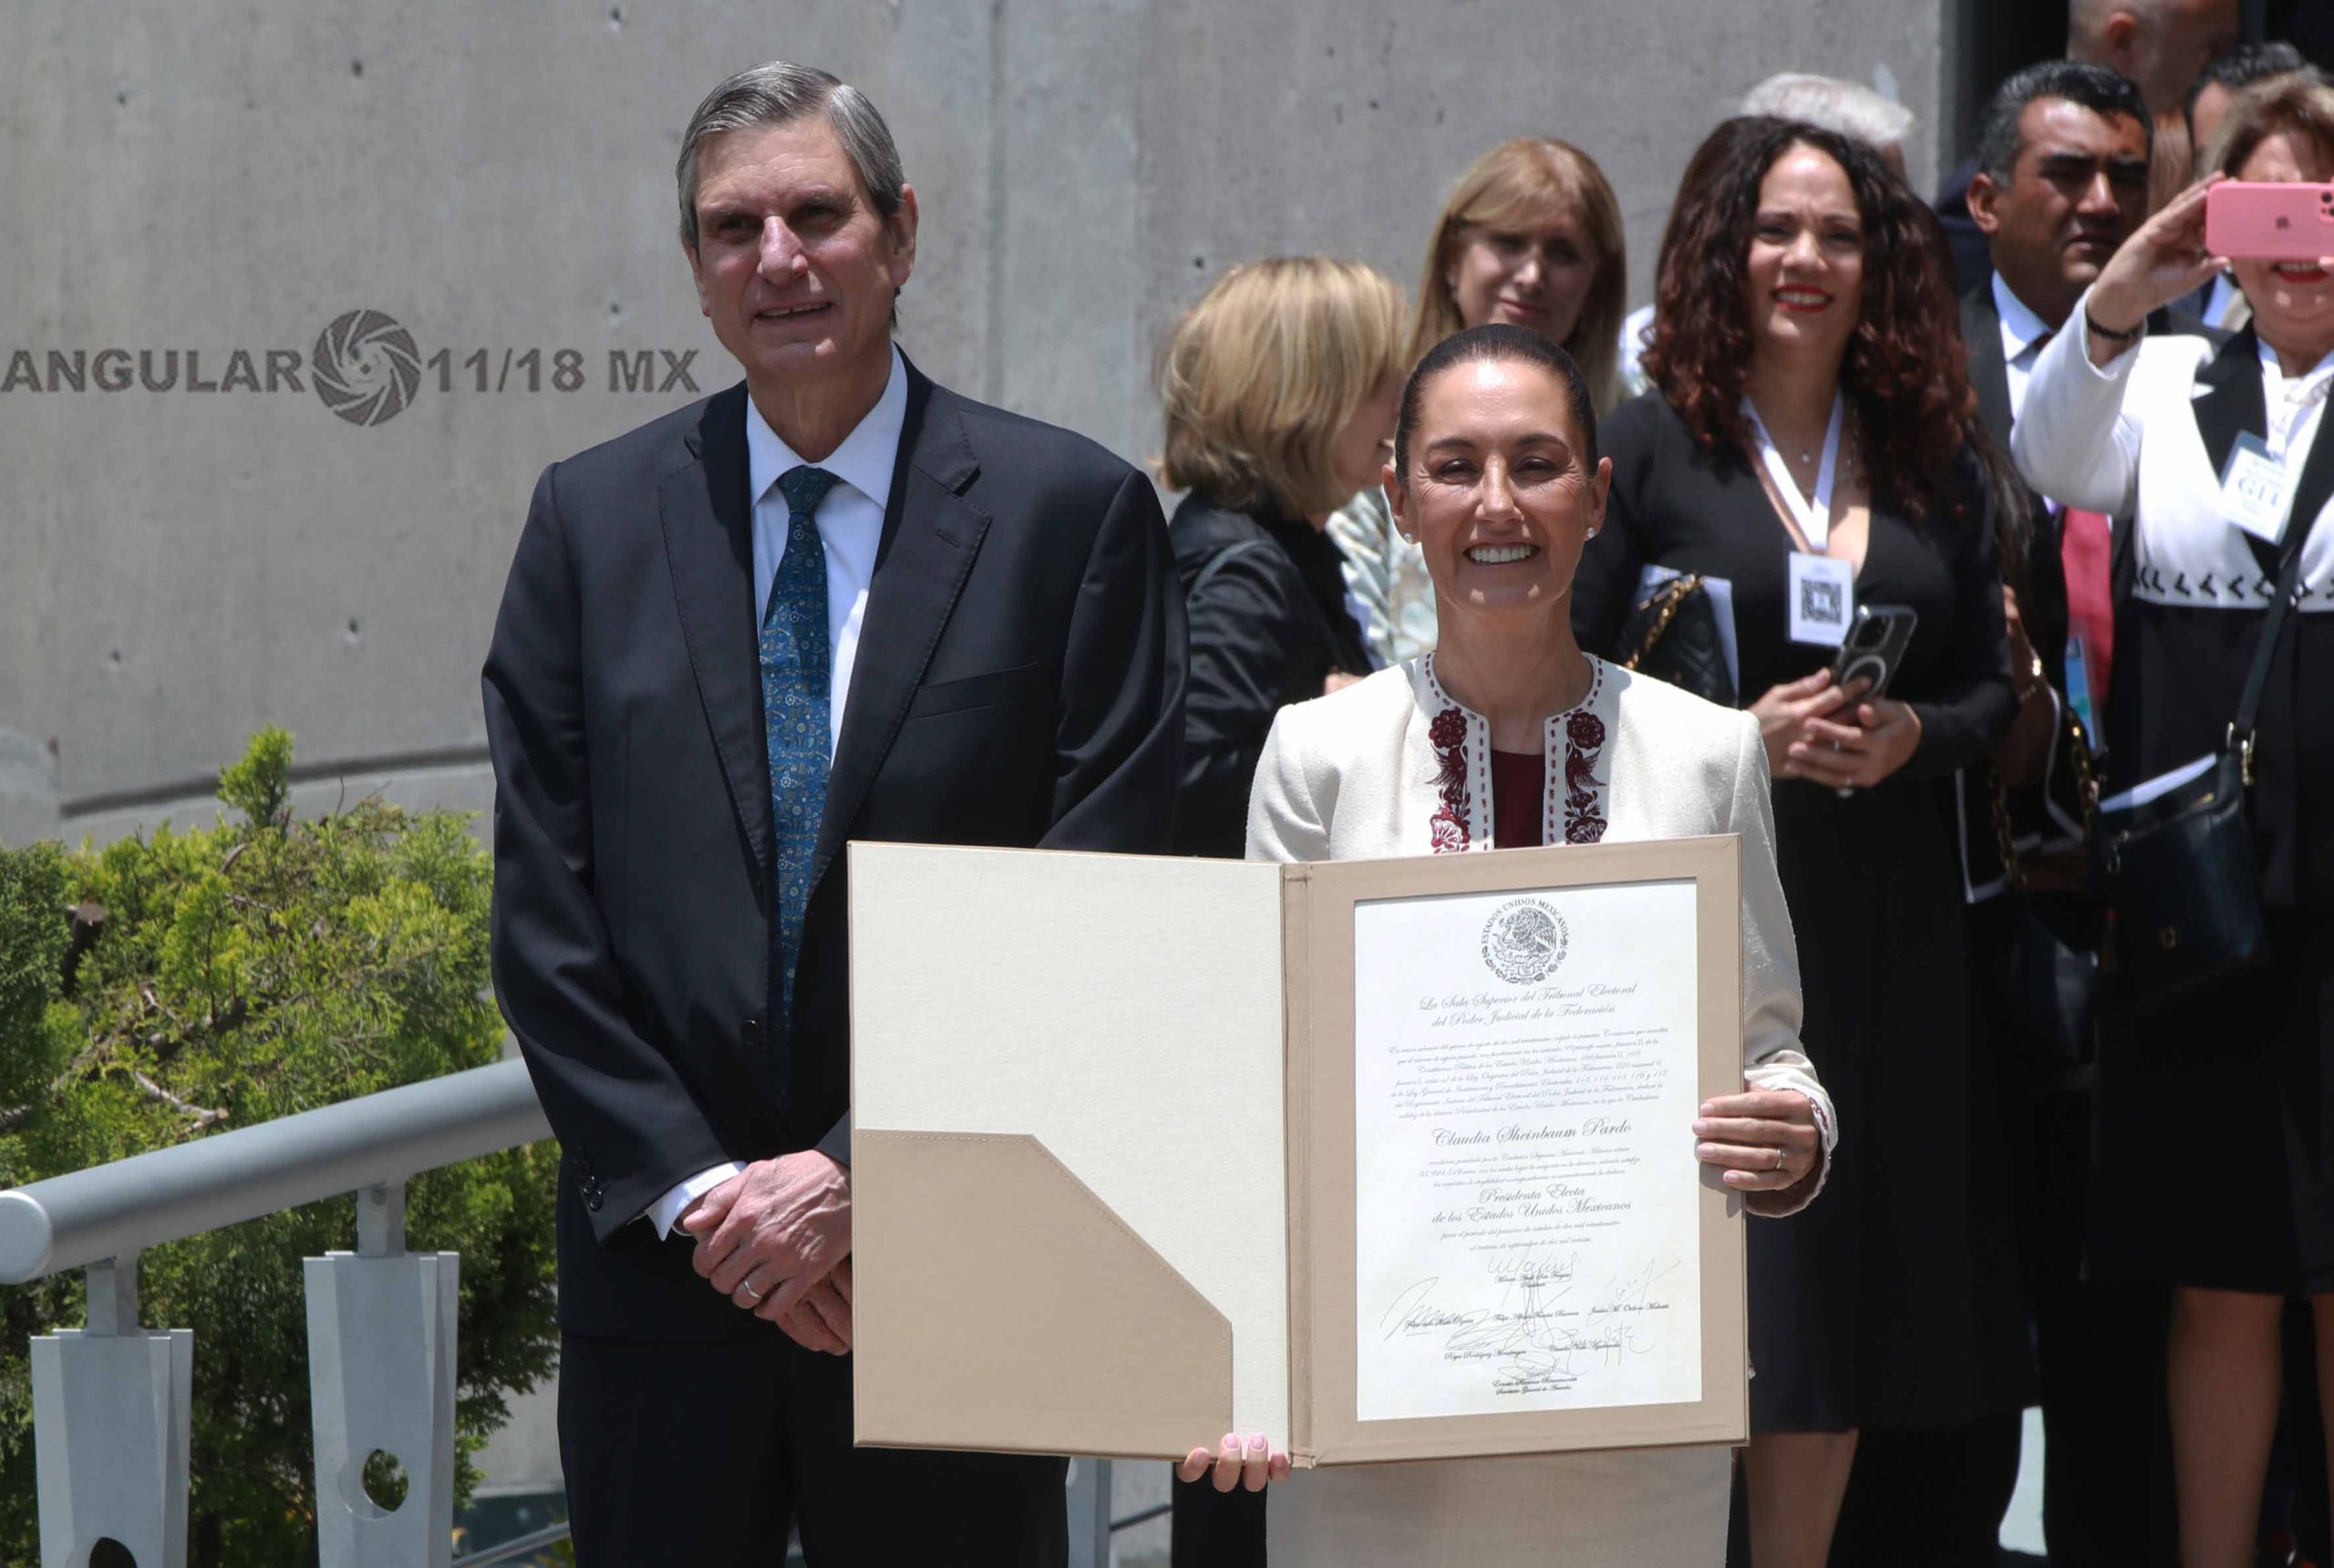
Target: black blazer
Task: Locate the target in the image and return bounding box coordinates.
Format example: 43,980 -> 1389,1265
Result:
1170,493 -> 1371,859
1963,287 -> 2072,678
483,364 -> 1186,1338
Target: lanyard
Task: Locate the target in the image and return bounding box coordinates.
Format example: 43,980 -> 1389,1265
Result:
1743,393 -> 1844,551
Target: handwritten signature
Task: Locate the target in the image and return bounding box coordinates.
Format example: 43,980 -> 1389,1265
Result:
1377,1249 -> 1678,1389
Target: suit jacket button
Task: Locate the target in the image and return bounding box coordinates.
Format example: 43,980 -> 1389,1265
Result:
740,1016 -> 763,1047
586,1191 -> 603,1212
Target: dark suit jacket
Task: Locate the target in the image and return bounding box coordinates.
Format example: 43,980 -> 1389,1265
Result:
483,361 -> 1185,1339
1963,286 -> 2072,683
1937,156 -> 1993,298
1169,493 -> 1370,859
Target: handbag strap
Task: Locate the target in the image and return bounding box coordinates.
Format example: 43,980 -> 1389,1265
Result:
2229,510 -> 2322,780
1988,707 -> 2099,893
1621,573 -> 1704,671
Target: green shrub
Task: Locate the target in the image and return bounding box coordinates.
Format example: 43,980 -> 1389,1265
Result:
0,728 -> 558,1567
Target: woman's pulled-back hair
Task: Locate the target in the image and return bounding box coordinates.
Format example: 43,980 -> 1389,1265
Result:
1157,257 -> 1408,521
1643,116 -> 1976,521
1393,323 -> 1598,480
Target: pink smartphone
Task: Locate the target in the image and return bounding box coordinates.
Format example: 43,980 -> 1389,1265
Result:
2205,181 -> 2334,261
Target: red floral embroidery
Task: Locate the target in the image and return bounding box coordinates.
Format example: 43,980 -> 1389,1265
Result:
1425,657 -> 1612,851
1427,694 -> 1472,853
1561,665 -> 1608,844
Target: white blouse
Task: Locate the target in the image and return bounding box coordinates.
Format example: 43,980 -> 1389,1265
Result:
1244,655 -> 1836,1568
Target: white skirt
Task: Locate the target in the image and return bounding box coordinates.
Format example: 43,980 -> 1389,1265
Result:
1266,1446 -> 1731,1566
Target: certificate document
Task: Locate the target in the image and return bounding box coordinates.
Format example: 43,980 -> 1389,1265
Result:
852,837 -> 1746,1466
1351,880 -> 1703,1422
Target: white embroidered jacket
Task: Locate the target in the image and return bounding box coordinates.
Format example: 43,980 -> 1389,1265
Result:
1245,655 -> 1837,1212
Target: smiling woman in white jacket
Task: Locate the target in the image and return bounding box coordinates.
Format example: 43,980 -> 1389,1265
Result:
1175,323 -> 1837,1566
2010,75 -> 2334,1568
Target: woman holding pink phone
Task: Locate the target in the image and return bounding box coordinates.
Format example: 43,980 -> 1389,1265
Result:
2014,72 -> 2334,1568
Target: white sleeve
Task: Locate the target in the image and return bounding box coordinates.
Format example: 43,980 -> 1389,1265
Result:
2011,287 -> 2147,518
1725,713 -> 1839,1217
1245,708 -> 1332,864
642,1161 -> 748,1240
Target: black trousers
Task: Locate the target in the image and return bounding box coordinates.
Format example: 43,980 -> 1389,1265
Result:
559,1332 -> 1069,1567
1170,1473 -> 1265,1567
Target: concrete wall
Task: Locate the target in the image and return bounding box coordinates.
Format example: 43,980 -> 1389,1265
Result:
1,0 -> 1950,845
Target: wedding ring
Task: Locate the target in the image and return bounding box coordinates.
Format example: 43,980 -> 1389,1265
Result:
1771,1148 -> 1787,1173
739,1282 -> 763,1303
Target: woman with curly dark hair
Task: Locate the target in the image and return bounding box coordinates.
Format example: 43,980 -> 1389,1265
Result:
1573,118 -> 2021,1566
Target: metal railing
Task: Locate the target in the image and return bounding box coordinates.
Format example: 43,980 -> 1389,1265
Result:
0,1058 -> 550,1284
0,1058 -> 1139,1568
0,1058 -> 550,1568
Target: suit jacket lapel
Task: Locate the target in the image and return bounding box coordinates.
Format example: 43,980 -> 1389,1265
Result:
658,384 -> 775,882
1961,291 -> 2015,449
2191,324 -> 2266,483
811,360 -> 990,892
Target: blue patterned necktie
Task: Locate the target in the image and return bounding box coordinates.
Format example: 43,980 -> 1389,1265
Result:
761,464 -> 841,1079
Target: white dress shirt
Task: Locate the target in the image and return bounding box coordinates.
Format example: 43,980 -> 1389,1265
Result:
644,346 -> 908,1240
1993,273 -> 2054,425
2203,273 -> 2242,331
2256,332 -> 2334,469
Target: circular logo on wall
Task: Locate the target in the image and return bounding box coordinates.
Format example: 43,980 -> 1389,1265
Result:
312,309 -> 421,426
1481,898 -> 1568,985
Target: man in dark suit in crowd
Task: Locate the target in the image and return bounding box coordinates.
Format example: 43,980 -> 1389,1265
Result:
483,61 -> 1184,1565
1937,0 -> 2239,294
1961,60 -> 2173,1568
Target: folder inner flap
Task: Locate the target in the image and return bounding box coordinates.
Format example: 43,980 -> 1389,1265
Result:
852,842 -> 1292,1451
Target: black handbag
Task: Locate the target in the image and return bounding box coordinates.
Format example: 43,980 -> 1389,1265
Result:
2096,527 -> 2310,1016
1619,573 -> 1739,707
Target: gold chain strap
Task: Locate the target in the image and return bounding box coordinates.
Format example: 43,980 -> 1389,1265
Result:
1989,702 -> 2100,894
1621,574 -> 1703,671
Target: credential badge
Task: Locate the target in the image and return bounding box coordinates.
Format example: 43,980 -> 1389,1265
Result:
1481,897 -> 1568,985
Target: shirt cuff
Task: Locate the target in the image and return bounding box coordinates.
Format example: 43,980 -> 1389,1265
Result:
644,1162 -> 747,1241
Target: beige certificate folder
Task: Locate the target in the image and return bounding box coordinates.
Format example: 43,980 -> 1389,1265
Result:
850,837 -> 1747,1466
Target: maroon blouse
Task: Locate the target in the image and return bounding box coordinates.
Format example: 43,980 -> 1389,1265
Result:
1490,748 -> 1546,849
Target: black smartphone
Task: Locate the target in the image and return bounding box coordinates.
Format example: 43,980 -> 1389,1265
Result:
1828,604 -> 1918,700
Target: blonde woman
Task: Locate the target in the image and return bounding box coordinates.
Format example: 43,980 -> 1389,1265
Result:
1330,139 -> 1627,665
1163,257 -> 1406,864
